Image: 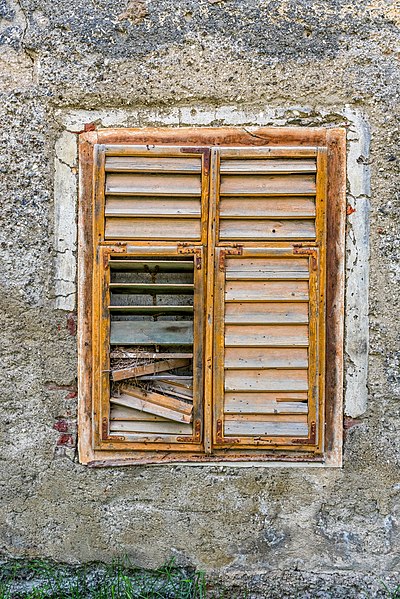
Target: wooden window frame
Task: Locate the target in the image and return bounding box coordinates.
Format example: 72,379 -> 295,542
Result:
78,127 -> 346,467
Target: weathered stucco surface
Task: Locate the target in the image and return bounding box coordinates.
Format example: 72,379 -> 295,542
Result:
0,0 -> 399,596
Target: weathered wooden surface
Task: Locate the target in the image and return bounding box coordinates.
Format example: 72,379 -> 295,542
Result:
110,320 -> 194,345
220,158 -> 317,174
112,357 -> 190,381
105,217 -> 201,240
106,173 -> 201,196
105,156 -> 201,173
111,392 -> 192,423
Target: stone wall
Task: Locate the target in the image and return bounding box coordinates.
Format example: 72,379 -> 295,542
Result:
0,0 -> 399,596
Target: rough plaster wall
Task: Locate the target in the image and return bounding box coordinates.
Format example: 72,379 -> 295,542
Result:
0,0 -> 399,596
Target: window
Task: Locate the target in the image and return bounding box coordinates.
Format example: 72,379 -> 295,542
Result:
78,127 -> 346,466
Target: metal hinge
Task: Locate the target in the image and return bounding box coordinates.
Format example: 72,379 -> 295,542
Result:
215,419 -> 240,444
290,421 -> 316,445
99,242 -> 127,269
177,243 -> 202,269
101,417 -> 125,442
179,147 -> 211,175
177,419 -> 201,443
292,244 -> 317,270
219,245 -> 243,271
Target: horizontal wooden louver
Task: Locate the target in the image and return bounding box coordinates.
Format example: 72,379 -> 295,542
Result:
213,249 -> 322,447
218,154 -> 317,242
100,148 -> 208,243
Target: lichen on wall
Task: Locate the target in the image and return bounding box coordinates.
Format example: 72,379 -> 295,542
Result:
0,0 -> 399,596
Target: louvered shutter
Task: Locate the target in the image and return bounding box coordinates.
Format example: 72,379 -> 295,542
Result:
211,147 -> 327,452
91,145 -> 209,450
80,130 -> 344,466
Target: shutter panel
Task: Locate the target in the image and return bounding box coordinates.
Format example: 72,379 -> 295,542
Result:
92,145 -> 209,450
213,248 -> 322,449
218,151 -> 317,242
212,147 -> 327,452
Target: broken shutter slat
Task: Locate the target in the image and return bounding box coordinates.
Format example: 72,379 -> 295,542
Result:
112,358 -> 191,381
110,406 -> 171,421
115,386 -> 193,415
110,393 -> 192,424
224,393 -> 308,414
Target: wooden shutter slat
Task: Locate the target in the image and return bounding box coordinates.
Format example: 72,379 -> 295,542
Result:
225,324 -> 309,347
110,420 -> 192,434
110,321 -> 193,345
109,282 -> 194,294
115,386 -> 192,414
224,347 -> 308,369
111,406 -> 170,421
225,281 -> 309,302
226,257 -> 309,280
224,420 -> 308,437
109,306 -> 194,315
220,197 -> 316,218
106,173 -> 201,196
105,197 -> 201,217
225,369 -> 308,392
225,302 -> 309,324
105,156 -> 201,173
224,393 -> 308,414
224,413 -> 308,423
220,174 -> 316,196
220,159 -> 317,174
105,217 -> 201,240
219,219 -> 316,240
109,259 -> 194,272
226,257 -> 309,274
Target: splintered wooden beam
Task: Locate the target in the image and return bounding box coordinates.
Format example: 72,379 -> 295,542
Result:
111,393 -> 192,424
152,380 -> 193,400
111,385 -> 193,423
112,358 -> 190,381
